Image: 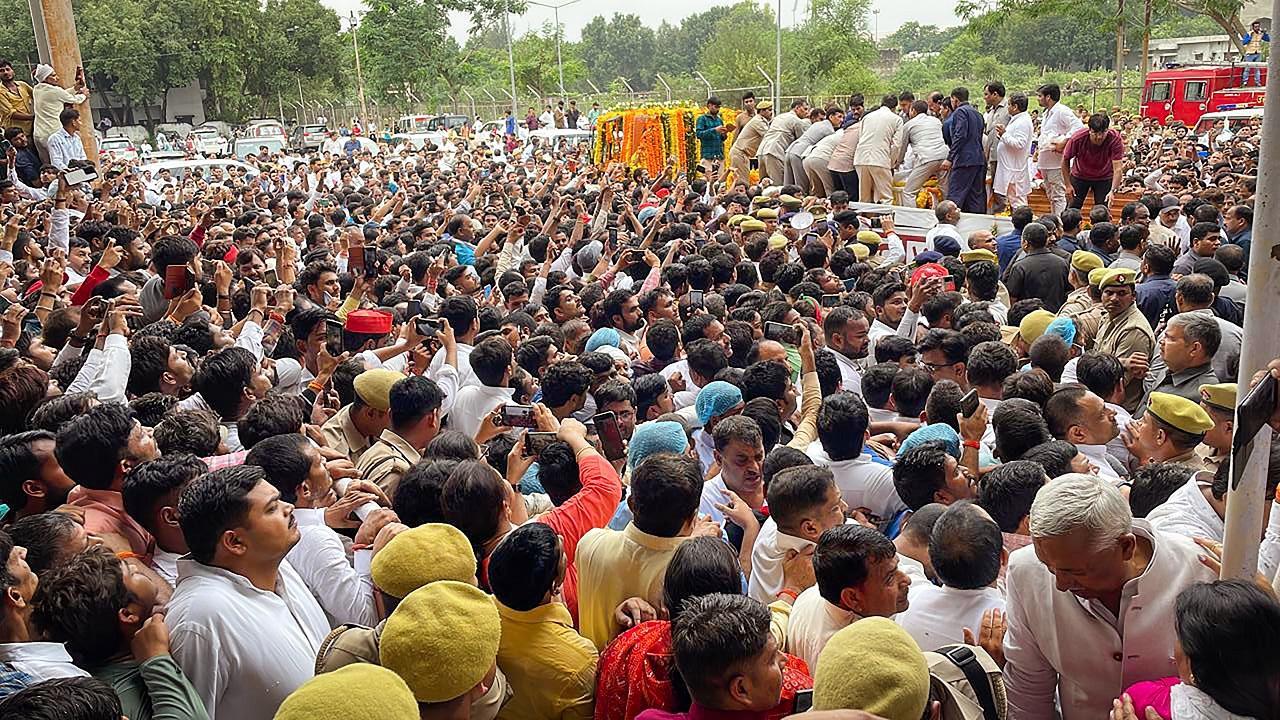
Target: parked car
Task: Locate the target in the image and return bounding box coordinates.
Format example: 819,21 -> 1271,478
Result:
99,136 -> 138,162
137,159 -> 260,182
188,126 -> 229,156
245,119 -> 286,138
233,136 -> 286,160
1192,108 -> 1263,147
290,124 -> 328,151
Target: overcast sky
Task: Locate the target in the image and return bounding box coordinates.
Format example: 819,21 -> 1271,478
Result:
324,0 -> 962,43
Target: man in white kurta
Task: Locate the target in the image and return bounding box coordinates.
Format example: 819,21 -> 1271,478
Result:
994,94 -> 1033,209
167,472 -> 332,720
1002,474 -> 1216,720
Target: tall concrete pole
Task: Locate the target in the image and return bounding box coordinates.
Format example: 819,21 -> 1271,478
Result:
28,0 -> 96,157
1223,0 -> 1280,583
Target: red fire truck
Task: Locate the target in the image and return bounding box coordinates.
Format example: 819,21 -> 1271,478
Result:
1139,63 -> 1266,127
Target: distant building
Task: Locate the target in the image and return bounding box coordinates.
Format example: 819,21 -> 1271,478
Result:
1130,35 -> 1238,68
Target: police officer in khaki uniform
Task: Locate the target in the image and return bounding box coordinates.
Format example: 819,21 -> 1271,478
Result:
355,375 -> 444,494
1059,251 -> 1103,316
1122,391 -> 1215,473
729,101 -> 772,187
321,368 -> 402,465
1196,382 -> 1236,474
1093,268 -> 1156,412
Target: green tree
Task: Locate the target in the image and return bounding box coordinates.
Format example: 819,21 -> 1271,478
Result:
579,13 -> 656,91
697,1 -> 775,90
882,22 -> 959,54
653,8 -> 720,77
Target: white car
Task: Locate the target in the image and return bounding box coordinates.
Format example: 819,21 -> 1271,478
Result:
1192,108 -> 1263,146
189,126 -> 229,156
137,159 -> 260,182
99,136 -> 138,162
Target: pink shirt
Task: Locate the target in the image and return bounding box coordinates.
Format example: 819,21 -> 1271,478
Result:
68,486 -> 155,557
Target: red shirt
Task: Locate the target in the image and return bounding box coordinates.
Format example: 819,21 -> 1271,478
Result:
595,620 -> 812,720
539,453 -> 624,624
1062,127 -> 1124,181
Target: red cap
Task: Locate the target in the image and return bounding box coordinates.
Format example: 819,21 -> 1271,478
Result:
655,188 -> 671,199
909,263 -> 948,287
223,245 -> 239,264
345,309 -> 393,334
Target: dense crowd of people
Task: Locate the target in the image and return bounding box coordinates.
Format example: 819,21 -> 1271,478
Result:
0,71 -> 1274,720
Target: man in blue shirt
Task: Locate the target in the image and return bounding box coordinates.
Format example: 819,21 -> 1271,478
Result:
1135,244 -> 1177,328
996,205 -> 1033,273
1223,204 -> 1253,264
695,96 -> 728,171
942,86 -> 986,213
503,109 -> 516,138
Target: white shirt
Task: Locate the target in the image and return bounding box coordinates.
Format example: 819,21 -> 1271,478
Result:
431,341 -> 476,390
1036,102 -> 1084,169
167,558 -> 331,720
748,519 -> 815,604
896,584 -> 1005,652
898,552 -> 931,588
1003,521 -> 1216,720
448,383 -> 515,439
994,112 -> 1033,196
151,548 -> 181,587
287,508 -> 376,627
1079,443 -> 1122,483
925,223 -> 966,252
0,642 -> 88,681
698,473 -> 732,524
830,350 -> 863,396
805,442 -> 906,520
786,585 -> 859,671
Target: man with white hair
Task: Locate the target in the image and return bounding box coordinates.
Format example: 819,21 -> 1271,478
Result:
1003,473 -> 1216,720
30,64 -> 86,162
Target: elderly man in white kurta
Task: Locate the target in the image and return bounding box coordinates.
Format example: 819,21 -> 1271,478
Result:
994,93 -> 1034,210
1002,473 -> 1215,720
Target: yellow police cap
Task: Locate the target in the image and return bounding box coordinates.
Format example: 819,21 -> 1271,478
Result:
959,249 -> 997,264
851,243 -> 870,260
756,100 -> 774,110
1088,267 -> 1109,286
370,523 -> 477,599
1018,309 -> 1056,344
1148,392 -> 1214,434
727,214 -> 749,227
778,194 -> 802,208
1199,382 -> 1237,412
751,195 -> 773,206
755,208 -> 779,220
768,232 -> 789,250
1097,268 -> 1138,289
353,369 -> 405,412
856,230 -> 882,246
1071,250 -> 1104,273
740,218 -> 767,233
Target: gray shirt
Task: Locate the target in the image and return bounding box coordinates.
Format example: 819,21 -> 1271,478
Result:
787,120 -> 835,158
898,114 -> 948,165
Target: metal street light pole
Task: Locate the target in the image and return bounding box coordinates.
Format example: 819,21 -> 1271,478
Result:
504,0 -> 518,118
349,12 -> 369,127
873,9 -> 879,43
775,0 -> 782,109
297,78 -> 306,123
527,0 -> 582,99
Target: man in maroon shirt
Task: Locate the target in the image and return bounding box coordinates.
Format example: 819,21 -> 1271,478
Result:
1061,113 -> 1125,211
